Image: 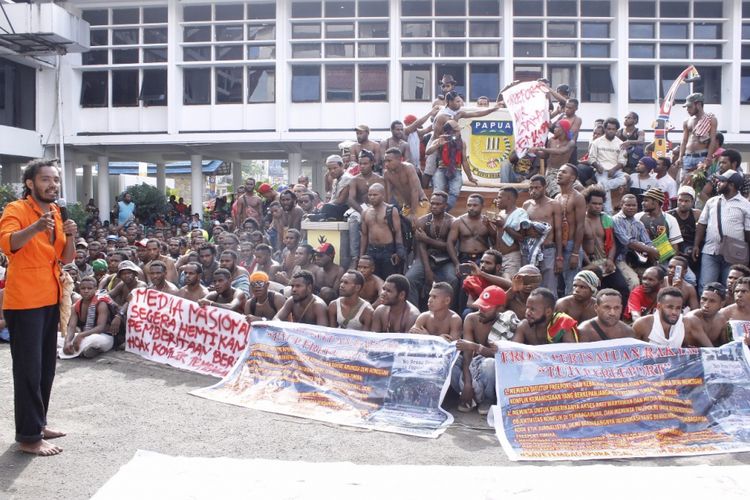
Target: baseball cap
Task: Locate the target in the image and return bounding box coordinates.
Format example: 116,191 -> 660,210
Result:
683,92 -> 704,107
473,286 -> 507,310
316,242 -> 335,257
76,238 -> 88,248
404,114 -> 417,125
557,119 -> 571,135
717,169 -> 743,185
677,185 -> 696,199
136,238 -> 149,248
116,260 -> 141,276
355,124 -> 370,133
106,235 -> 119,242
326,154 -> 343,164
257,183 -> 273,194
639,156 -> 657,171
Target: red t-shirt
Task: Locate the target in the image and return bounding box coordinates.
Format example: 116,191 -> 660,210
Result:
624,285 -> 656,321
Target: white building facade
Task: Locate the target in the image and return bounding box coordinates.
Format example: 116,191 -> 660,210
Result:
2,0 -> 750,214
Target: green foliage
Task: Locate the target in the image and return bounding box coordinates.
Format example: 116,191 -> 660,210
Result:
66,203 -> 88,230
124,183 -> 170,223
0,184 -> 18,213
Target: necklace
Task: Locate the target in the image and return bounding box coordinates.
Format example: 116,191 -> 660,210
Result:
293,296 -> 315,323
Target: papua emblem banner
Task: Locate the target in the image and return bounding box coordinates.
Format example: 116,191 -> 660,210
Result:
459,108 -> 515,187
491,338 -> 750,461
192,321 -> 458,438
126,289 -> 249,378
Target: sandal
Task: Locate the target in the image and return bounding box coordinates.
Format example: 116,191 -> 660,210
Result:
457,400 -> 477,413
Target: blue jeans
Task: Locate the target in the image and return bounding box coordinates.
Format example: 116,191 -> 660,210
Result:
699,253 -> 730,295
366,244 -> 402,280
562,240 -> 583,295
530,247 -> 558,299
405,257 -> 457,305
432,167 -> 463,210
682,152 -> 708,175
450,353 -> 496,405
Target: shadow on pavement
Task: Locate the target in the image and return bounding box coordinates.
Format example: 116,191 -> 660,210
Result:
0,444 -> 33,493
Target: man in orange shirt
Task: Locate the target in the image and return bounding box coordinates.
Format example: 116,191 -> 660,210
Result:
0,159 -> 77,456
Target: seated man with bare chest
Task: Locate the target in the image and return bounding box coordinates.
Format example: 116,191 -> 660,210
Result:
371,275 -> 420,333
578,289 -> 635,342
274,270 -> 329,326
554,270 -> 598,324
409,282 -> 463,342
447,194 -> 494,272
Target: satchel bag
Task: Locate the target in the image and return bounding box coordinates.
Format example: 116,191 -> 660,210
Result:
718,200 -> 749,265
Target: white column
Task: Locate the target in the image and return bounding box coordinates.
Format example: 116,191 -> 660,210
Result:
232,160 -> 243,188
190,154 -> 203,219
275,0 -> 288,133
166,0 -> 180,135
63,160 -> 77,203
82,164 -> 93,203
311,154 -> 325,196
288,152 -> 302,185
97,156 -> 110,222
502,1 -> 514,86
615,1 -> 629,120
156,162 -> 167,194
727,0 -> 742,134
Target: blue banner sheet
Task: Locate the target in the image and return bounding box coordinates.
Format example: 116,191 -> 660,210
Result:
491,338 -> 750,460
192,321 -> 458,438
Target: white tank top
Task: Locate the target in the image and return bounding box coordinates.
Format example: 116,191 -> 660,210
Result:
336,298 -> 367,330
648,310 -> 685,348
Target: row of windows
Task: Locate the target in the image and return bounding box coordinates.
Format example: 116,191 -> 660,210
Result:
79,62 -> 750,108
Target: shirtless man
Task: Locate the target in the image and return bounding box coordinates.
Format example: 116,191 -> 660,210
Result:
578,289 -> 635,342
356,255 -> 384,305
276,244 -> 318,287
720,277 -> 750,322
665,256 -> 699,311
489,187 -> 526,279
271,191 -> 303,246
555,164 -> 586,293
198,269 -> 246,314
407,190 -> 456,305
380,120 -> 410,160
633,287 -> 712,347
276,228 -> 301,277
687,282 -> 729,346
554,270 -> 598,324
232,178 -> 263,228
176,262 -> 208,302
676,93 -> 718,175
360,183 -> 404,278
505,265 -> 542,319
523,175 -> 563,297
447,194 -> 494,274
350,124 -> 382,169
328,270 -> 373,331
274,270 -> 328,326
220,250 -> 250,297
252,243 -> 280,279
561,98 -> 582,146
409,282 -> 463,342
529,120 -> 575,198
245,271 -> 286,323
371,274 -> 420,333
432,90 -> 502,138
147,261 -> 179,295
512,288 -> 578,344
313,243 -> 344,303
346,149 -> 384,263
453,286 -> 507,414
142,239 -> 178,284
108,260 -> 147,307
383,147 -> 427,225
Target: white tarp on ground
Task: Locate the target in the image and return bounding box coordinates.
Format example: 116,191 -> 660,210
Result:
92,450 -> 750,500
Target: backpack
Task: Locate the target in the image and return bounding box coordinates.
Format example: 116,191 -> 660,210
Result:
385,205 -> 414,253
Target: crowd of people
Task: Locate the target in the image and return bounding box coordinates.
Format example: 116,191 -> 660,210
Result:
2,77 -> 749,423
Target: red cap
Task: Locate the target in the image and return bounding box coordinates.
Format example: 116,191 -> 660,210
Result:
404,114 -> 418,125
257,183 -> 273,194
136,238 -> 149,248
473,286 -> 507,310
316,242 -> 335,256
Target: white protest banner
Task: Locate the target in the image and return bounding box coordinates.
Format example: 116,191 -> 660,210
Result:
501,81 -> 550,158
192,321 -> 457,438
126,289 -> 249,378
491,338 -> 750,461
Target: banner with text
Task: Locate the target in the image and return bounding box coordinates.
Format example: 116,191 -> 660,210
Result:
727,321 -> 750,342
492,338 -> 750,461
192,322 -> 457,438
501,81 -> 550,158
126,289 -> 249,378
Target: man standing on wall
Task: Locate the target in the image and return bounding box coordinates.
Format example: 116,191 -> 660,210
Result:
0,159 -> 77,456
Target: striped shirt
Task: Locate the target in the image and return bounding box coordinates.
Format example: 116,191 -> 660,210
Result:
699,193 -> 750,255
